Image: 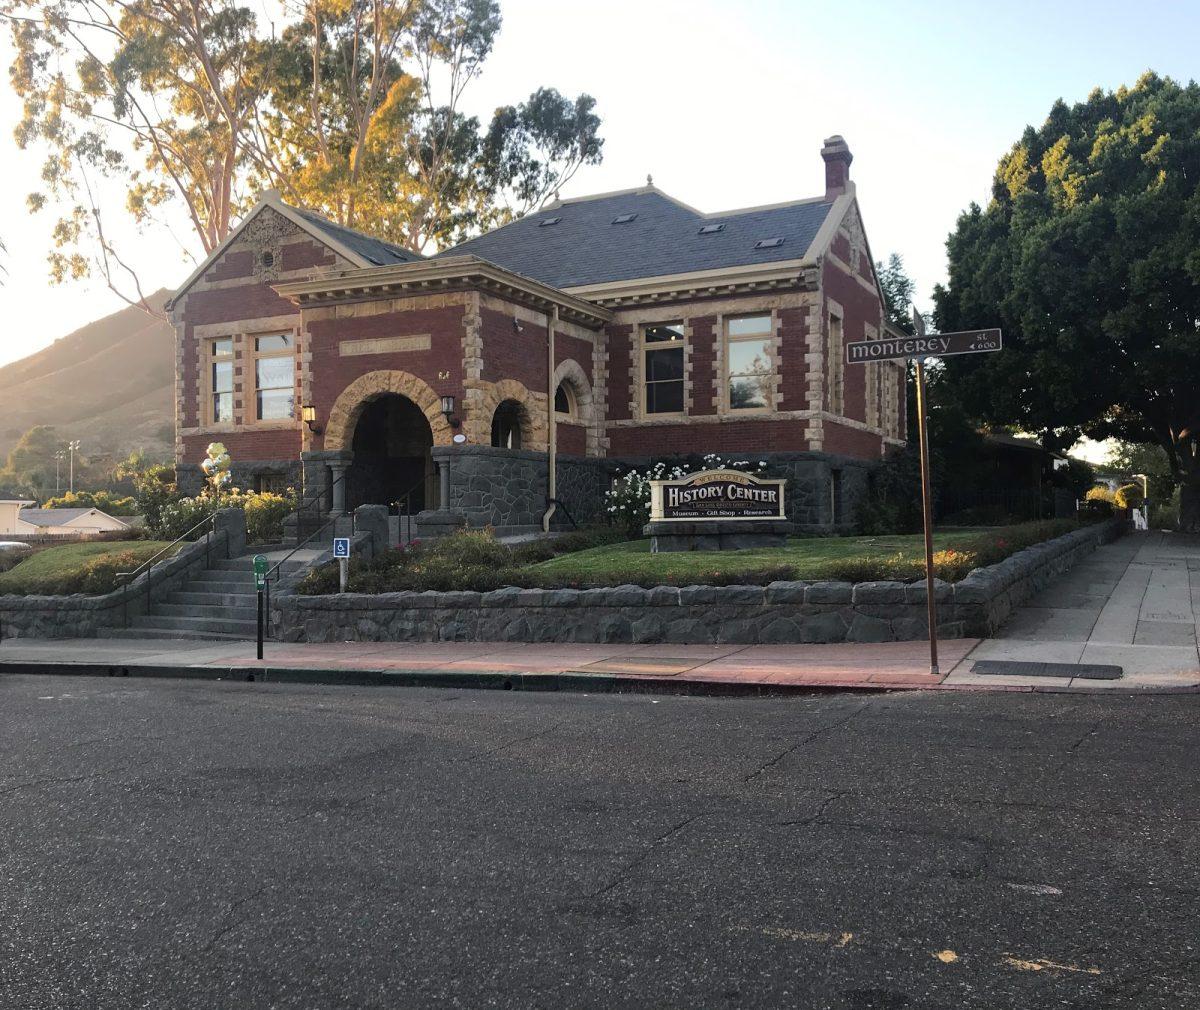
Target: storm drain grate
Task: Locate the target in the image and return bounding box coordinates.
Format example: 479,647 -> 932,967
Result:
971,660 -> 1123,681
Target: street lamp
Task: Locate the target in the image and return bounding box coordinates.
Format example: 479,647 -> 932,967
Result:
67,440 -> 81,493
54,450 -> 65,492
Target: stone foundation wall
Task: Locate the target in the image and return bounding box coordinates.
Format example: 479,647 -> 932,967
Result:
276,519 -> 1125,645
434,446 -> 614,531
177,459 -> 303,497
0,531 -> 230,640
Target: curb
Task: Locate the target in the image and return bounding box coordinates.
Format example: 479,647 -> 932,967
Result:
1,660 -> 1196,697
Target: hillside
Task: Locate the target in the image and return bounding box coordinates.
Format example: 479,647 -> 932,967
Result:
0,291 -> 175,460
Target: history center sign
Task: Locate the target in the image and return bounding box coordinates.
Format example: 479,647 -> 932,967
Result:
650,469 -> 787,522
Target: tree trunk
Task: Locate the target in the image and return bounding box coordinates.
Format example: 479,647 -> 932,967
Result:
1180,466 -> 1200,533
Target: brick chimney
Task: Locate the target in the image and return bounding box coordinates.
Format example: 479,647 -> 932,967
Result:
821,135 -> 853,199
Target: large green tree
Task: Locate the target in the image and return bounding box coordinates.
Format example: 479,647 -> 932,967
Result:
934,72 -> 1200,527
2,0 -> 603,304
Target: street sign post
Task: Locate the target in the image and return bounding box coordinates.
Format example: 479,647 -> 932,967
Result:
845,314 -> 1003,676
844,328 -> 1001,364
252,554 -> 268,660
333,537 -> 351,594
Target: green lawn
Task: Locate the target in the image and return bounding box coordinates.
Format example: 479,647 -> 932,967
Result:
0,540 -> 175,595
528,525 -> 1056,586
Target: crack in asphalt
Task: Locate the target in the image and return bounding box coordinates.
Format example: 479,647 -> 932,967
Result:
588,811 -> 710,898
201,884 -> 272,952
779,789 -> 848,827
0,768 -> 131,798
743,703 -> 870,782
1068,719 -> 1103,753
465,723 -> 561,763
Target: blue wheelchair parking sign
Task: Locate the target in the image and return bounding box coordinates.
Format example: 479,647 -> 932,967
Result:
333,537 -> 351,558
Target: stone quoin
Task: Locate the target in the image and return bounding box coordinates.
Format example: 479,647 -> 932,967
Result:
166,136 -> 905,533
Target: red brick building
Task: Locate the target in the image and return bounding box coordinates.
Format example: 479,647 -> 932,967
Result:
167,136 -> 905,532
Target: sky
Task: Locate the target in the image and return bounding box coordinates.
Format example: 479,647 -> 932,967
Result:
0,0 -> 1196,458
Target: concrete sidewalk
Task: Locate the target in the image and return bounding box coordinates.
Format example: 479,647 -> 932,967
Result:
956,530 -> 1200,691
1,532 -> 1195,695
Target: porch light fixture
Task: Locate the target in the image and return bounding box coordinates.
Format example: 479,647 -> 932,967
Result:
441,394 -> 461,429
302,404 -> 322,434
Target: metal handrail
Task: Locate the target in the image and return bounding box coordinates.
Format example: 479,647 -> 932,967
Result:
264,469 -> 349,584
116,513 -> 216,585
546,497 -> 579,530
117,512 -> 218,629
394,473 -> 431,543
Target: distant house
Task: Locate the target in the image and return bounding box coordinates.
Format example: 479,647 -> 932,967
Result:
0,500 -> 34,534
1,503 -> 131,536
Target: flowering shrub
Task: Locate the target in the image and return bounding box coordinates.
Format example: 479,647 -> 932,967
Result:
155,488 -> 298,543
930,548 -> 977,582
604,453 -> 770,538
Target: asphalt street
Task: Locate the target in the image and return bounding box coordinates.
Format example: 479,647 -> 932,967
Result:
0,676 -> 1197,1009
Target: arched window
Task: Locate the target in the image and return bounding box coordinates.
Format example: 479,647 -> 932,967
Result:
554,382 -> 576,418
491,400 -> 524,449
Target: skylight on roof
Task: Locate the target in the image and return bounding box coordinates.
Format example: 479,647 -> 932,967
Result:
539,217 -> 562,227
754,237 -> 784,249
612,213 -> 637,224
698,224 -> 725,235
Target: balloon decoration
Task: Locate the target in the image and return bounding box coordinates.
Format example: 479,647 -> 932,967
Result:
200,442 -> 232,495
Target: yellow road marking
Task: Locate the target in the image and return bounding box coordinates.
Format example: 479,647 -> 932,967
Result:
732,926 -> 853,946
1002,955 -> 1101,975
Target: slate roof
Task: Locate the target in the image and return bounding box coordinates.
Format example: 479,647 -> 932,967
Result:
436,188 -> 836,289
18,508 -> 122,526
289,207 -> 425,267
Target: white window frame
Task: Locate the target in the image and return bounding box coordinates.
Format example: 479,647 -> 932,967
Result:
825,309 -> 845,416
640,321 -> 686,418
724,313 -> 776,414
250,331 -> 296,424
206,336 -> 235,426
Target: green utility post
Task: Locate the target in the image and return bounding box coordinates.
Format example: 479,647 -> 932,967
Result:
253,554 -> 268,661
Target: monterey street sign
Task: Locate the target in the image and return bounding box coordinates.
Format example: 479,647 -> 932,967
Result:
844,328 -> 1002,364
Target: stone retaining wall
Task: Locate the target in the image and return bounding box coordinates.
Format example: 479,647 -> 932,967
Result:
0,510 -> 248,640
276,519 -> 1125,645
0,533 -> 227,639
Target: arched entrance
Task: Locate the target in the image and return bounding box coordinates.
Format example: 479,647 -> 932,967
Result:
347,394 -> 435,511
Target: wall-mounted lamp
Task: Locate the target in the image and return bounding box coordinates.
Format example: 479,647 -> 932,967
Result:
440,394 -> 461,429
302,404 -> 322,434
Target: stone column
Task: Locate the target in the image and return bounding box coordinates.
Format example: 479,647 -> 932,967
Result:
438,459 -> 450,512
329,461 -> 350,516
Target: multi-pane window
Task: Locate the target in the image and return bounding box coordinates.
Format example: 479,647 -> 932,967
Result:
253,333 -> 295,421
642,322 -> 685,415
826,314 -> 845,415
726,314 -> 773,411
209,337 -> 234,424
865,362 -> 880,428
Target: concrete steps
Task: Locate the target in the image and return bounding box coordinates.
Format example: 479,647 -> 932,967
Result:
114,554 -> 313,641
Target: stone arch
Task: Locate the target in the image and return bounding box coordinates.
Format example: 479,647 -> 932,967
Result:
552,359 -> 594,422
324,370 -> 453,451
464,378 -> 547,451
551,358 -> 600,456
